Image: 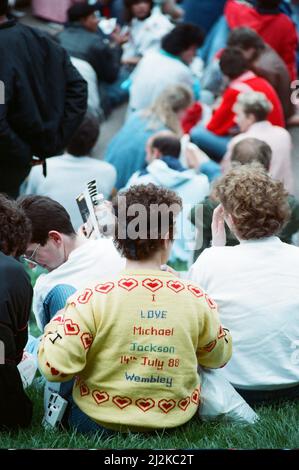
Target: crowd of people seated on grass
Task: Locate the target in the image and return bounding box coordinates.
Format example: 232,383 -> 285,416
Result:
1,0 -> 299,433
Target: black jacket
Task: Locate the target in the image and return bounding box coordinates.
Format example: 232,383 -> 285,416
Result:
0,253 -> 33,429
0,20 -> 87,196
58,23 -> 122,84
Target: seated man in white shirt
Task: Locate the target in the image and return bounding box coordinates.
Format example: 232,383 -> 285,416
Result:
17,195 -> 125,333
23,114 -> 116,230
188,163 -> 299,405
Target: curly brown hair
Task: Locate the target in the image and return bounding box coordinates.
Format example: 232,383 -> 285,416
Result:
215,163 -> 290,240
113,184 -> 182,260
0,194 -> 32,257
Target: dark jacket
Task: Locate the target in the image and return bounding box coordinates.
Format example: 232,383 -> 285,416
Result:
0,20 -> 87,197
0,253 -> 33,429
252,45 -> 295,121
190,194 -> 299,261
58,23 -> 122,84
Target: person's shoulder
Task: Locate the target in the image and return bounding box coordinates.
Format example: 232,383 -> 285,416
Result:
0,254 -> 31,290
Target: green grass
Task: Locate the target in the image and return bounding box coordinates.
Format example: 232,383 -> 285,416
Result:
1,385 -> 298,449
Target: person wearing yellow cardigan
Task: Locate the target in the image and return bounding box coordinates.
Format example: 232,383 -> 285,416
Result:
38,184 -> 232,433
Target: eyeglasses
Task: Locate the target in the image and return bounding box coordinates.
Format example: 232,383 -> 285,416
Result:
21,244 -> 41,268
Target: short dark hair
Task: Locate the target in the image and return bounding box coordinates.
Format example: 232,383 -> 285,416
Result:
123,0 -> 153,22
162,23 -> 204,56
151,135 -> 181,159
113,184 -> 182,261
0,194 -> 32,257
256,0 -> 281,9
17,195 -> 76,245
219,47 -> 249,79
227,28 -> 265,53
0,0 -> 8,15
231,138 -> 272,172
67,113 -> 100,156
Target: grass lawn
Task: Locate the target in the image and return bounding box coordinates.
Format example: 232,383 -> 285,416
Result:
0,385 -> 298,449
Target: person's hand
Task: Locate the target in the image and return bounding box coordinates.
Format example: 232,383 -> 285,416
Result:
77,220 -> 96,240
111,25 -> 130,45
212,204 -> 226,247
185,143 -> 209,170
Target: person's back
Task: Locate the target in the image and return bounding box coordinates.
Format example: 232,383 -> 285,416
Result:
0,17 -> 87,197
24,114 -> 116,230
105,111 -> 163,189
129,50 -> 193,112
105,84 -> 193,189
189,164 -> 299,398
224,0 -> 298,80
25,155 -> 116,230
0,195 -> 33,429
129,23 -> 204,112
252,45 -> 294,120
189,239 -> 299,390
225,121 -> 293,192
37,184 -> 232,433
126,133 -> 209,266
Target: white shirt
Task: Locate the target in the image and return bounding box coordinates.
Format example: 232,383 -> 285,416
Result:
122,12 -> 173,61
24,154 -> 116,230
222,121 -> 294,194
129,50 -> 194,111
188,237 -> 299,390
33,239 -> 125,331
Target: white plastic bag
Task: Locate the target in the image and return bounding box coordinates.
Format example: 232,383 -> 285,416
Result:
199,368 -> 259,424
17,351 -> 37,389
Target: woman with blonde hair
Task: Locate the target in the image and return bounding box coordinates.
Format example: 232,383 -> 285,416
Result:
104,84 -> 193,189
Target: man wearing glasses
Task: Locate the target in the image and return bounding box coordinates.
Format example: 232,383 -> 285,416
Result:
18,195 -> 125,333
0,194 -> 33,429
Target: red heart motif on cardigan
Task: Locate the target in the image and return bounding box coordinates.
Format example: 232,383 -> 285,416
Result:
200,339 -> 217,353
92,390 -> 109,405
118,278 -> 138,291
205,294 -> 217,309
158,399 -> 176,414
64,319 -> 80,336
50,367 -> 60,376
95,282 -> 114,294
52,314 -> 64,324
77,288 -> 93,304
191,388 -> 200,405
142,278 -> 163,292
81,333 -> 93,350
112,396 -> 132,409
178,397 -> 190,411
136,398 -> 155,412
188,285 -> 204,298
166,280 -> 185,293
80,384 -> 90,397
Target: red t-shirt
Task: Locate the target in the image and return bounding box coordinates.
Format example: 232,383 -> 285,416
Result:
225,0 -> 298,81
207,71 -> 285,135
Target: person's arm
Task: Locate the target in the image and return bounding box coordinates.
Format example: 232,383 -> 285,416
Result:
38,293 -> 96,382
0,80 -> 32,167
42,284 -> 77,328
57,51 -> 88,150
278,20 -> 298,82
196,294 -> 232,369
90,42 -> 122,84
206,88 -> 239,136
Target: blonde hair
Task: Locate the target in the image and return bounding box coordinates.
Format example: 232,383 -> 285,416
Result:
235,91 -> 273,121
143,84 -> 193,135
215,163 -> 290,240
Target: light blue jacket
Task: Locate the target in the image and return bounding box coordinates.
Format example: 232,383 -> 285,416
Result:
126,158 -> 209,266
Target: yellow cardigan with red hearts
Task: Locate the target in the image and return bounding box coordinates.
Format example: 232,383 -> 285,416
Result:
38,269 -> 232,432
